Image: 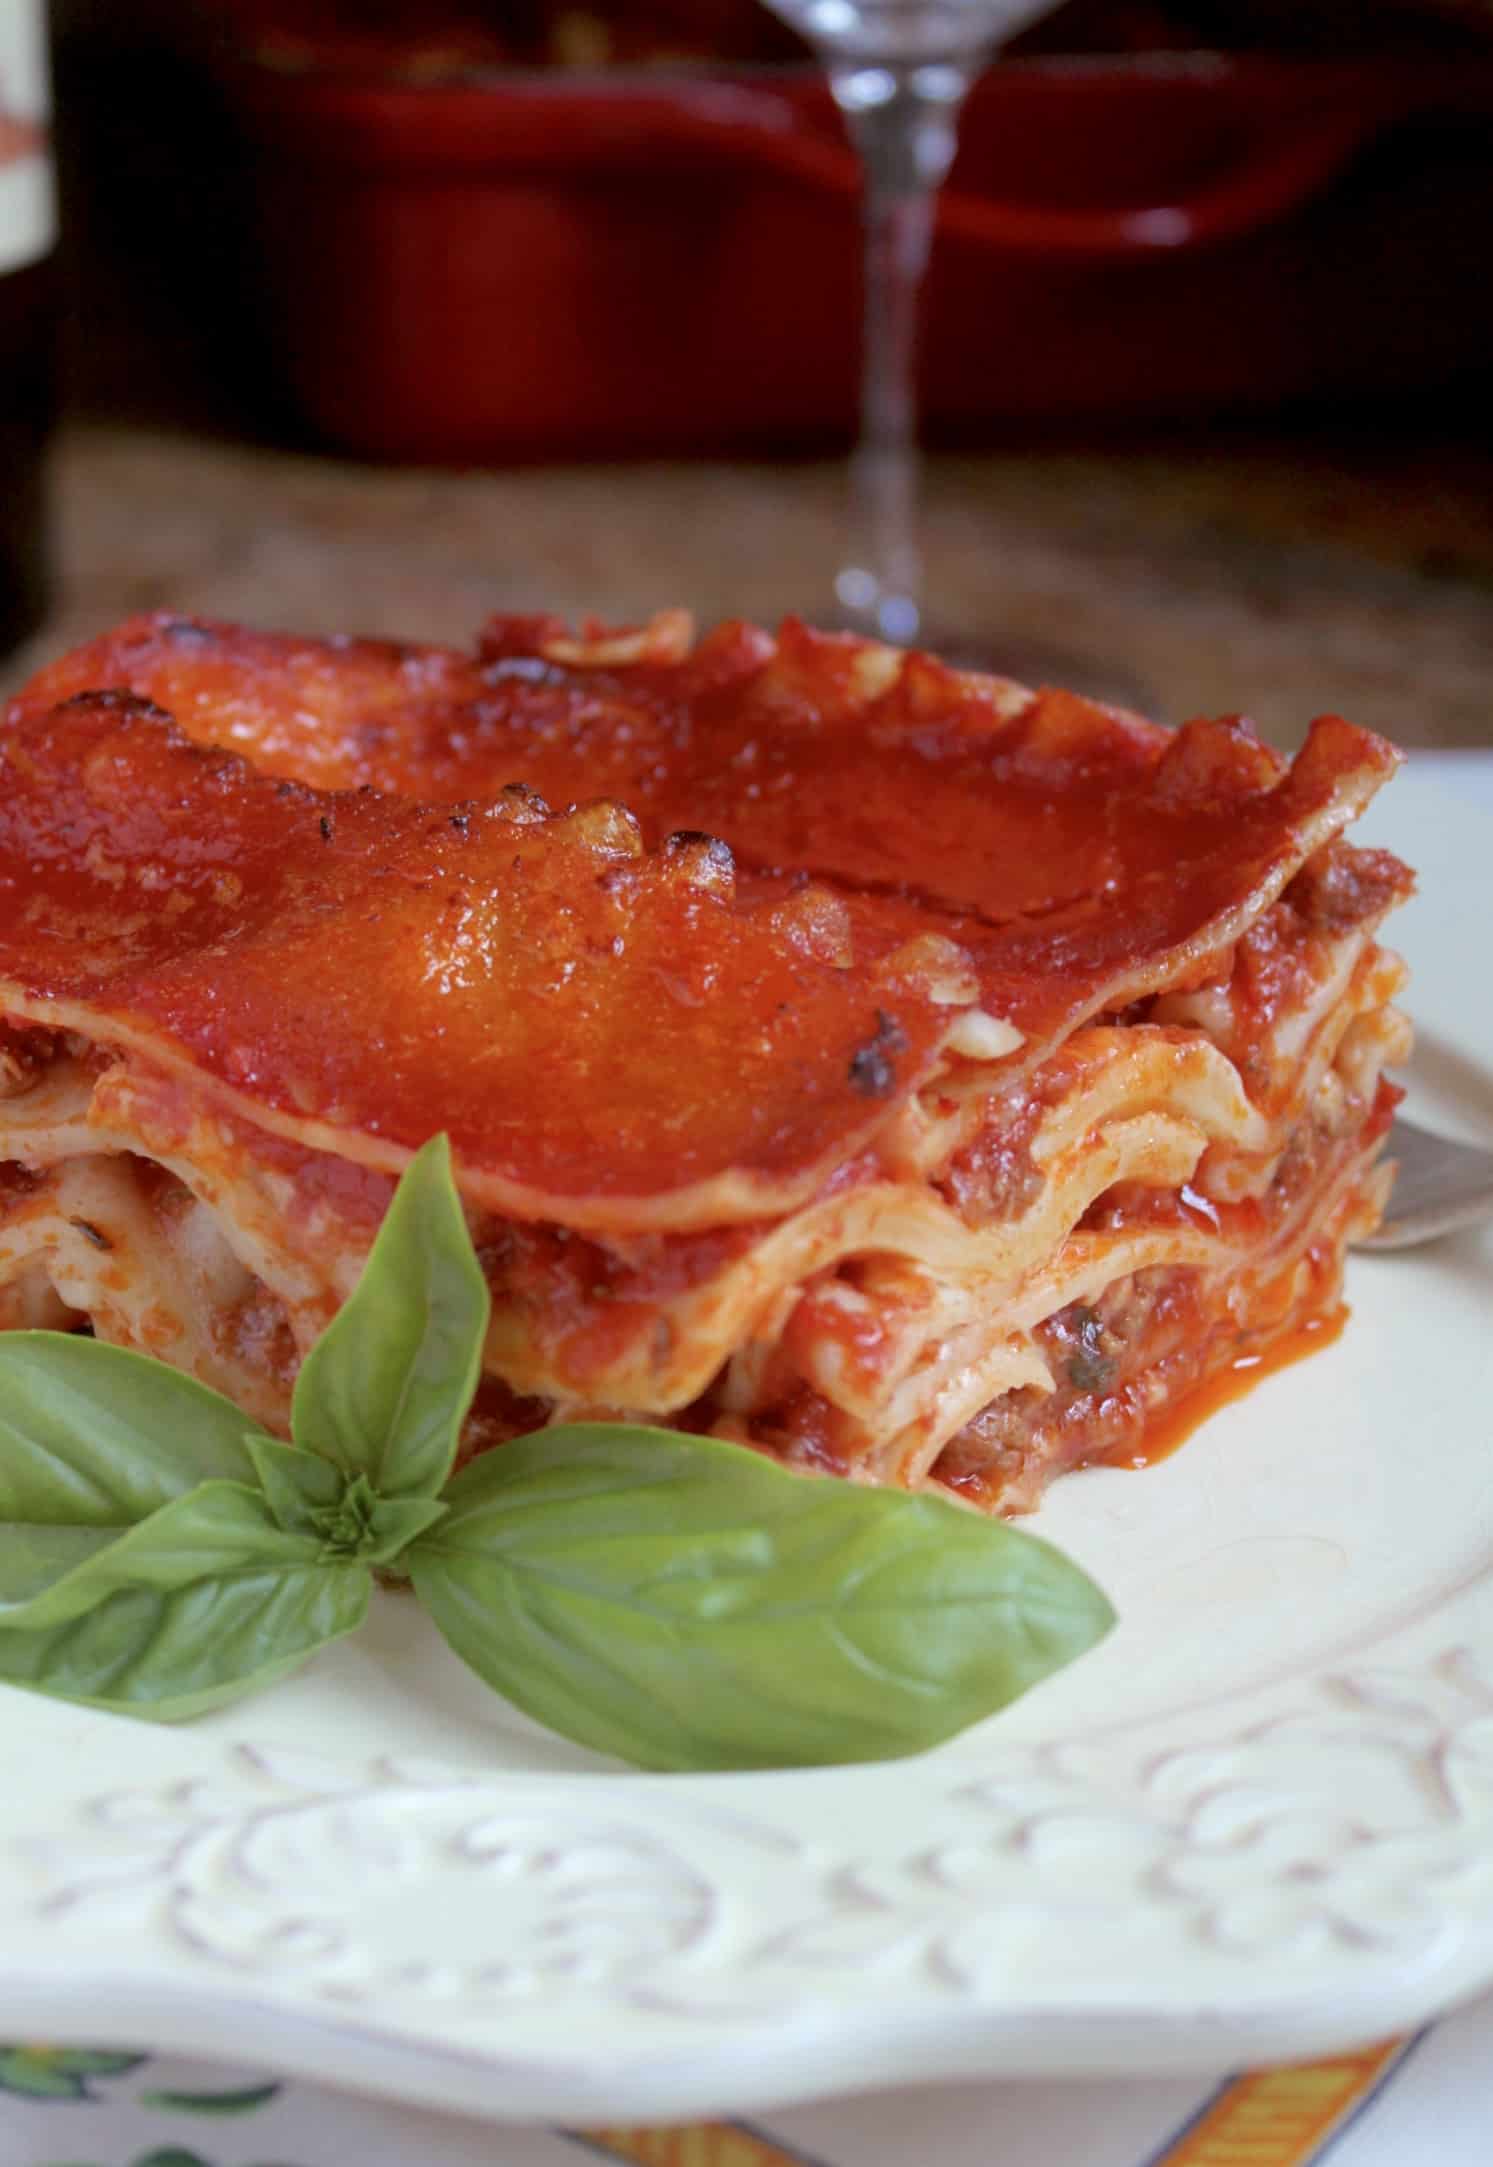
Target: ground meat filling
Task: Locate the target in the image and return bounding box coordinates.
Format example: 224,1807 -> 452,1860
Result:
933,1267 -> 1217,1510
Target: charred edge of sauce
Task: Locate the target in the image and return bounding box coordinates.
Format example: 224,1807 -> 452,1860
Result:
848,1007 -> 910,1098
57,688 -> 175,726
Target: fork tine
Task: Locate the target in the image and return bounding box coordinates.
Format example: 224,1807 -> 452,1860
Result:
1357,1117 -> 1493,1251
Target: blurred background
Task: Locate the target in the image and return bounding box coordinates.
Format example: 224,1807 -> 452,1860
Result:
4,0 -> 1492,741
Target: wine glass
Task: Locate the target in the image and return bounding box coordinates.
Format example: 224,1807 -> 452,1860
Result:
759,0 -> 1139,699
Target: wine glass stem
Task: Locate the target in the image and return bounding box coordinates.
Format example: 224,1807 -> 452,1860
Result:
830,62 -> 973,645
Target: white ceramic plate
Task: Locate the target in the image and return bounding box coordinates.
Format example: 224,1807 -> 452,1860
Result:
2,759 -> 1491,2128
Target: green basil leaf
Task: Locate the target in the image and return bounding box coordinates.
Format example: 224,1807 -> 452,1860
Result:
245,1433 -> 448,1564
357,1493 -> 449,1567
0,1332 -> 263,1524
245,1430 -> 348,1531
0,1524 -> 121,1604
0,1563 -> 369,1721
408,1424 -> 1115,1771
289,1134 -> 489,1500
0,1479 -> 331,1632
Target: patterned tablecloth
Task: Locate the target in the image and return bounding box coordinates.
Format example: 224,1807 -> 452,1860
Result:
6,755 -> 1491,2167
2,1995 -> 1492,2167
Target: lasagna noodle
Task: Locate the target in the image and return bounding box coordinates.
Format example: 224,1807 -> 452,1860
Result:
0,612 -> 1414,1512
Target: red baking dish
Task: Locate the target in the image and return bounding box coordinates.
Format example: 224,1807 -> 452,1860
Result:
217,46 -> 1493,460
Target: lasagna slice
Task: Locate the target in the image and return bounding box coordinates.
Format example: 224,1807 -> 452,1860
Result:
0,612 -> 1411,1512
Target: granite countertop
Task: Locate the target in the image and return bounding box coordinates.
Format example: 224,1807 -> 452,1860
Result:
8,418 -> 1492,749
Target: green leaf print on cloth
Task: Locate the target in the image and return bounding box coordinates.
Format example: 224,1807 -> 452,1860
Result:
0,2045 -> 145,2099
137,2082 -> 282,2115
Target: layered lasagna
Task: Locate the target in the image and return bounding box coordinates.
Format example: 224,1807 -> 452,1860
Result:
0,612 -> 1411,1511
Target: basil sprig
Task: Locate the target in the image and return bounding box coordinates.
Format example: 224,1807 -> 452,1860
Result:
410,1425 -> 1113,1770
0,1137 -> 1114,1763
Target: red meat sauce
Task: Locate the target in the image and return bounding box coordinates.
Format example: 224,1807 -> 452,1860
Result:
0,613 -> 1412,1502
0,614 -> 1407,1218
720,1076 -> 1399,1509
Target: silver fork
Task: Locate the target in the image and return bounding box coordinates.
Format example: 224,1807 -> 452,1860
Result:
1357,1117 -> 1493,1251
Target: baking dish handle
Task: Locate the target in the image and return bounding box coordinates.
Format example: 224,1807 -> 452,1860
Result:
668,82 -> 1389,259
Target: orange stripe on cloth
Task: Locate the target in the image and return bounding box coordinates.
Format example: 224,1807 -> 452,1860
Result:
568,2123 -> 821,2167
1148,2036 -> 1414,2167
